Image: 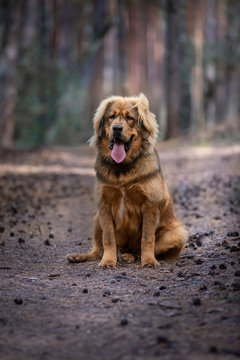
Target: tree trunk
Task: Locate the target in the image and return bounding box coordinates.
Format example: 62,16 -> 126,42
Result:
215,0 -> 227,124
0,1 -> 21,148
188,0 -> 205,134
103,0 -> 117,96
225,0 -> 240,130
204,0 -> 217,129
165,0 -> 181,139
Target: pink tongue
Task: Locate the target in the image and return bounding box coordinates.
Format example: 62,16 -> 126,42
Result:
111,143 -> 126,163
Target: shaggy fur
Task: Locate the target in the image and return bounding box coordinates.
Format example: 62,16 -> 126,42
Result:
68,93 -> 187,267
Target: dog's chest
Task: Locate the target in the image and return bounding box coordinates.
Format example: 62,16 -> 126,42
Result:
101,184 -> 146,215
113,186 -> 144,222
118,188 -> 126,219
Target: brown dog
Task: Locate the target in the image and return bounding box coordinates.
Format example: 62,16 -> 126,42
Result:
68,93 -> 187,267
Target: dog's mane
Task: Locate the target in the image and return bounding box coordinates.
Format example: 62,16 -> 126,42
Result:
89,93 -> 159,148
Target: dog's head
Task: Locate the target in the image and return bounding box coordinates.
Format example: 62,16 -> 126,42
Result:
89,93 -> 159,164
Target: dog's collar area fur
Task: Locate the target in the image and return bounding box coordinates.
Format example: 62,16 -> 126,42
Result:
95,148 -> 160,183
96,152 -> 143,178
96,165 -> 160,185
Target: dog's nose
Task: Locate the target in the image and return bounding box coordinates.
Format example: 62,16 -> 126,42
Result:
113,124 -> 123,133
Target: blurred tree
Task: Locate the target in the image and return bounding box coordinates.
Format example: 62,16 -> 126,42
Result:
0,0 -> 22,147
0,0 -> 239,148
188,0 -> 205,134
224,0 -> 240,129
165,0 -> 181,139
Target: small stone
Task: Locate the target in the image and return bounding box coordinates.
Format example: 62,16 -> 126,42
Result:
10,231 -> 14,237
230,246 -> 239,252
191,273 -> 200,277
232,282 -> 240,291
234,270 -> 240,277
14,297 -> 23,305
48,273 -> 60,279
49,232 -> 55,238
103,291 -> 111,297
68,228 -> 72,233
120,318 -> 128,326
210,265 -> 216,270
18,237 -> 25,245
208,270 -> 215,276
227,231 -> 239,237
193,297 -> 201,306
219,264 -> 227,270
44,239 -> 50,246
82,288 -> 88,293
159,286 -> 166,290
219,284 -> 226,291
112,298 -> 119,303
195,259 -> 204,265
199,285 -> 207,291
72,283 -> 77,286
0,226 -> 5,233
209,346 -> 218,353
153,291 -> 160,297
157,336 -> 170,344
177,271 -> 185,278
186,254 -> 195,259
0,318 -> 7,325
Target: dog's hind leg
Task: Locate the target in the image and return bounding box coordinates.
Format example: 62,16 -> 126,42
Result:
67,214 -> 103,263
155,221 -> 188,261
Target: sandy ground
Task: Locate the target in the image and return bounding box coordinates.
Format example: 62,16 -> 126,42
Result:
0,142 -> 240,360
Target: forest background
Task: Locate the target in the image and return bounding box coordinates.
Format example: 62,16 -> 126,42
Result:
0,0 -> 239,148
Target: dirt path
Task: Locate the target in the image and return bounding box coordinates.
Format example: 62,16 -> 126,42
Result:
0,143 -> 240,360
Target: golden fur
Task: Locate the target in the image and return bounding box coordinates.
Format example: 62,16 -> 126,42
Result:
68,93 -> 187,267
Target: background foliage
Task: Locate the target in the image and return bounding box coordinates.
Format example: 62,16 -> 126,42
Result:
0,0 -> 239,148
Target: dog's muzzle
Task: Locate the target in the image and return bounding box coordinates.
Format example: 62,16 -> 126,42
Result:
109,135 -> 134,152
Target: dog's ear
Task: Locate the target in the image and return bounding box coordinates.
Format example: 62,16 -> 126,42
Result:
136,93 -> 159,146
88,98 -> 113,147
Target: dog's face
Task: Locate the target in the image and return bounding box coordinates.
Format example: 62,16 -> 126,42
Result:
90,93 -> 158,164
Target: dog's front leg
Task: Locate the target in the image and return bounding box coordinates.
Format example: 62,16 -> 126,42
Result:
141,205 -> 159,267
99,206 -> 117,268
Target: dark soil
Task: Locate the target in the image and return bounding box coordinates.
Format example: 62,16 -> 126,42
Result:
0,143 -> 240,360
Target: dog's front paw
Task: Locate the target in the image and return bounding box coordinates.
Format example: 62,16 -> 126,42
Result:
141,257 -> 159,268
99,257 -> 116,268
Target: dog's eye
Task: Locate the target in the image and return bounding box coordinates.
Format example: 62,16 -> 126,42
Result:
126,115 -> 134,122
109,114 -> 116,119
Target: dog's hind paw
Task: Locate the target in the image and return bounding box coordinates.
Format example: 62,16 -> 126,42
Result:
120,253 -> 135,264
67,253 -> 87,263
